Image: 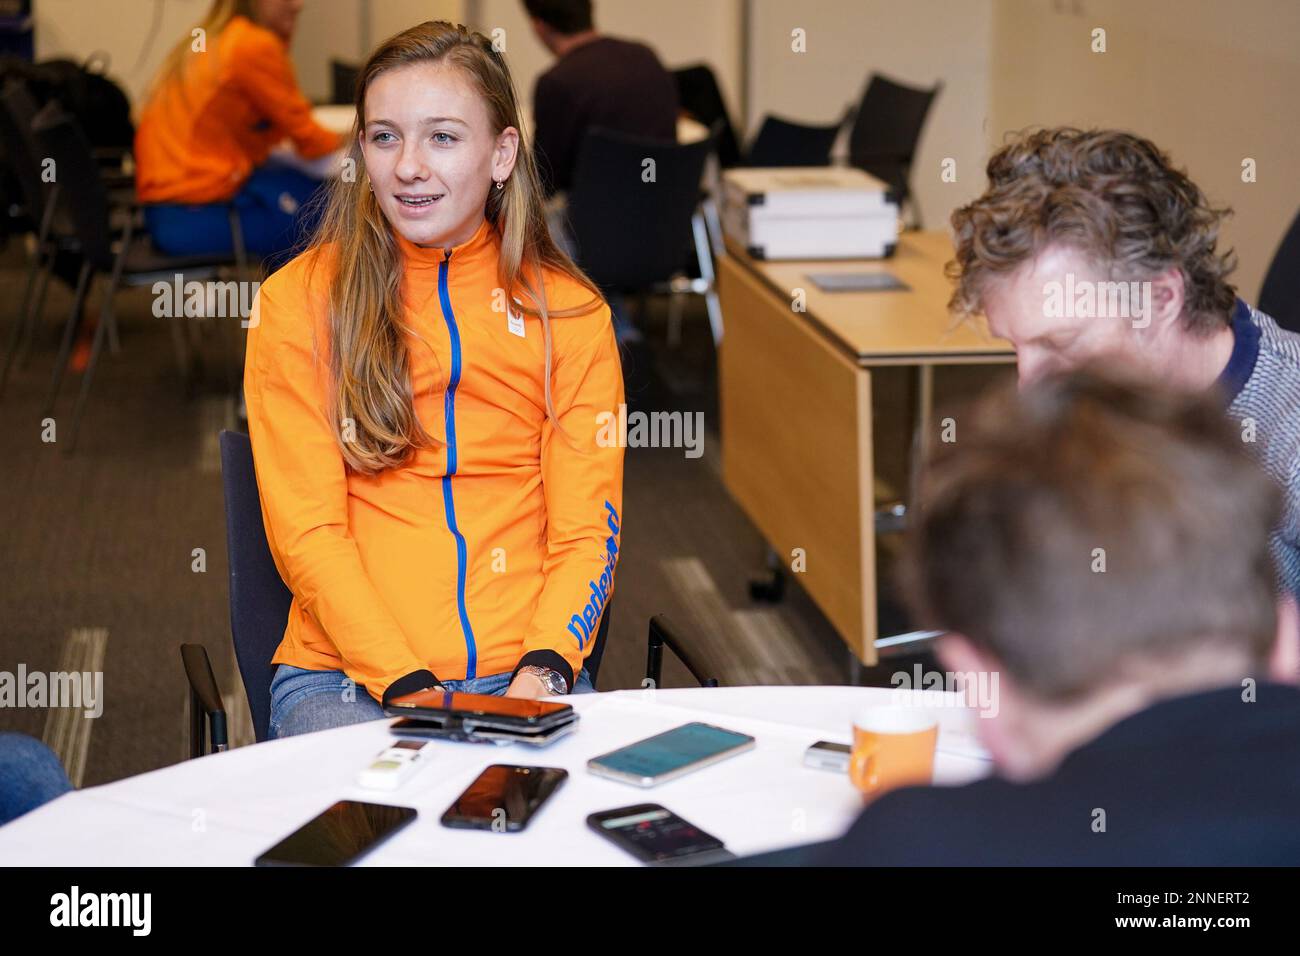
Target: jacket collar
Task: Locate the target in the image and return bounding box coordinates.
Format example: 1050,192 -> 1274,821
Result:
395,216 -> 499,270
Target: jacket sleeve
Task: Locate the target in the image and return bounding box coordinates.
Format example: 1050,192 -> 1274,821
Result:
512,311 -> 625,691
233,32 -> 342,160
244,277 -> 438,704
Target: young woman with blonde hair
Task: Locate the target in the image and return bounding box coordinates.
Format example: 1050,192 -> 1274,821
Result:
244,21 -> 624,737
135,0 -> 341,259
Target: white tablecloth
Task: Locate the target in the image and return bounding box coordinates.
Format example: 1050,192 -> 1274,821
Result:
0,686 -> 991,866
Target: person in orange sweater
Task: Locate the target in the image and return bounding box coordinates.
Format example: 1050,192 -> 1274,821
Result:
244,20 -> 624,738
135,0 -> 342,260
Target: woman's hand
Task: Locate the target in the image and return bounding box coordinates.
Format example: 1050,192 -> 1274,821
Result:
504,672 -> 549,699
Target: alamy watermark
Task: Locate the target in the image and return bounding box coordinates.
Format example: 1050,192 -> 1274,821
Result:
0,665 -> 103,718
595,404 -> 704,459
1043,274 -> 1152,329
890,664 -> 1000,718
50,886 -> 150,935
152,275 -> 261,328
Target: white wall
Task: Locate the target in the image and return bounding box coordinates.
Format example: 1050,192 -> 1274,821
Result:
368,0 -> 464,51
747,0 -> 994,231
294,0 -> 462,100
989,0 -> 1300,304
34,0 -> 211,105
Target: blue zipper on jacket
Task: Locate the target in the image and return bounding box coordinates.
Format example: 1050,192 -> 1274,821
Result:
437,248 -> 478,679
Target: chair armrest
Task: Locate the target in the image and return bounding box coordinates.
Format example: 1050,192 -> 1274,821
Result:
180,643 -> 229,757
645,614 -> 718,688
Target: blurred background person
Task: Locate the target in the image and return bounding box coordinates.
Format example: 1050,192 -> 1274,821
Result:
523,0 -> 678,343
814,371 -> 1300,865
134,0 -> 343,263
524,0 -> 678,198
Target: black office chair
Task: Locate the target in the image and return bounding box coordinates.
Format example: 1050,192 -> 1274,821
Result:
220,429 -> 292,742
1259,207 -> 1300,334
847,73 -> 941,225
0,80 -> 63,397
672,63 -> 741,169
0,78 -> 142,400
182,429 -> 615,756
330,59 -> 360,105
179,429 -> 290,755
566,126 -> 721,344
28,102 -> 248,452
645,615 -> 718,687
745,114 -> 842,168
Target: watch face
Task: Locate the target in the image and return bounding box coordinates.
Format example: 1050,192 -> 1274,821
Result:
526,668 -> 564,695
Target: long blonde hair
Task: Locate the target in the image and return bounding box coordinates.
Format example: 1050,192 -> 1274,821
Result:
149,0 -> 254,100
309,20 -> 603,475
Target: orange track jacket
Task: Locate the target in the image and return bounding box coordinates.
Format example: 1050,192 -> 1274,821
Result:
135,15 -> 341,204
244,217 -> 624,702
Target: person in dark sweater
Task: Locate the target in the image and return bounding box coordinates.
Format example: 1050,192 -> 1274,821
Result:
523,0 -> 678,196
812,371 -> 1300,866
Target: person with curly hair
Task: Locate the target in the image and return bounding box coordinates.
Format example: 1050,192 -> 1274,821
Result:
948,128 -> 1300,598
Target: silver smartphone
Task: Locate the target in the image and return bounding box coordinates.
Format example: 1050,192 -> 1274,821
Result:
804,740 -> 851,772
587,722 -> 756,787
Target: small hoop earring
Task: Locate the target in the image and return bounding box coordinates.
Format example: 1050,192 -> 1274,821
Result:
495,180 -> 504,190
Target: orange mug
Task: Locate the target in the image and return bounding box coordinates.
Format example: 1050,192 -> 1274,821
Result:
850,707 -> 938,799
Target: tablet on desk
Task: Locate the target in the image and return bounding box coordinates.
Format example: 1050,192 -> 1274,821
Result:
806,272 -> 909,293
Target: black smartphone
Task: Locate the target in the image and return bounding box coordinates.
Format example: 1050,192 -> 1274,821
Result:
587,803 -> 735,866
440,764 -> 568,832
255,800 -> 417,866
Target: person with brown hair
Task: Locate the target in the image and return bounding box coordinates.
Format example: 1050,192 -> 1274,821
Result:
813,370 -> 1300,865
243,21 -> 623,737
948,128 -> 1300,598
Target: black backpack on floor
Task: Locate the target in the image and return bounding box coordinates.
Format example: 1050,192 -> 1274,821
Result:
0,52 -> 134,151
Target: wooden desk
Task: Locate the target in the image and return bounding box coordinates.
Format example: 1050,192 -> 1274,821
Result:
717,232 -> 1013,664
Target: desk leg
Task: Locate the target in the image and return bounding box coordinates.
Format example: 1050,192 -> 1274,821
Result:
870,364 -> 941,660
909,363 -> 935,507
856,367 -> 878,664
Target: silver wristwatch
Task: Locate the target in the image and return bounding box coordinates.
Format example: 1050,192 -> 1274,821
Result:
518,665 -> 568,696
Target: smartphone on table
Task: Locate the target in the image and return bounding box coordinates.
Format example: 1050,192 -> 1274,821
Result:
588,803 -> 735,866
440,764 -> 568,832
587,722 -> 756,787
255,800 -> 416,866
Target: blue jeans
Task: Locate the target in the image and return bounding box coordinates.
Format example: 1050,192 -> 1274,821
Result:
268,664 -> 595,739
0,733 -> 73,826
144,166 -> 327,265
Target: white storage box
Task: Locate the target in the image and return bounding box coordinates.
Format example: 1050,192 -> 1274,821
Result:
721,166 -> 900,260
